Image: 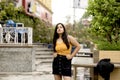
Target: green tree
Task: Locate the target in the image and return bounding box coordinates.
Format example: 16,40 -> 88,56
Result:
87,0 -> 120,43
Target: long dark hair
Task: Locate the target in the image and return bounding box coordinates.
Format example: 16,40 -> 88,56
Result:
53,23 -> 70,52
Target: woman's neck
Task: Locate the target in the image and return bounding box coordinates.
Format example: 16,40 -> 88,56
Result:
58,34 -> 62,38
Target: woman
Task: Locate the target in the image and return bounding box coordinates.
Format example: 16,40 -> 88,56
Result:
52,23 -> 80,80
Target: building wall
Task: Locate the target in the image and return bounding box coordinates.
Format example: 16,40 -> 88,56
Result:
15,0 -> 23,7
0,46 -> 35,72
0,0 -> 52,25
38,0 -> 52,11
34,0 -> 52,24
22,0 -> 52,25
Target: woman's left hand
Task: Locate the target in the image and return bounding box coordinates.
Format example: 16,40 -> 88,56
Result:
66,54 -> 73,60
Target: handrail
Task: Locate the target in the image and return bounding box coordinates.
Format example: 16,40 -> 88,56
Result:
0,27 -> 32,44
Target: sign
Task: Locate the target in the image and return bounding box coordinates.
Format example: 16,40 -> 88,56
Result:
73,0 -> 81,8
73,0 -> 88,9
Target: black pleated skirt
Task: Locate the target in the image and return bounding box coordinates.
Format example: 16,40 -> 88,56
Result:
52,54 -> 72,77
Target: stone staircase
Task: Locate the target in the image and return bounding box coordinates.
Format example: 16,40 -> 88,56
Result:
34,44 -> 53,74
35,47 -> 53,64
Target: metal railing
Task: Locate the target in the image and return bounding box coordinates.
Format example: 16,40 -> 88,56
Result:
0,27 -> 32,44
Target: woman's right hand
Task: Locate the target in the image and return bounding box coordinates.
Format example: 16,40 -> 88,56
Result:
53,52 -> 57,58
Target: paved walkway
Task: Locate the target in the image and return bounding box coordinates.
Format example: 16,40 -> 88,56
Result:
0,63 -> 54,80
0,74 -> 54,80
0,60 -> 90,80
0,54 -> 92,80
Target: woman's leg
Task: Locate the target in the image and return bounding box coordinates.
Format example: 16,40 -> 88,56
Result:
63,76 -> 71,80
54,74 -> 62,80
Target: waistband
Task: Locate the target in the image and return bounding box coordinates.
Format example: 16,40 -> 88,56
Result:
57,54 -> 66,57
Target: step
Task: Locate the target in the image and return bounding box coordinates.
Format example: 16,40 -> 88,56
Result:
35,48 -> 53,51
36,63 -> 52,73
35,51 -> 53,55
36,59 -> 53,64
36,55 -> 53,59
33,45 -> 43,48
36,58 -> 53,61
41,59 -> 53,63
35,61 -> 52,66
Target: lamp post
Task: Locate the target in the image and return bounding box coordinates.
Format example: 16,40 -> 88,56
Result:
73,6 -> 75,31
73,0 -> 88,29
73,0 -> 81,31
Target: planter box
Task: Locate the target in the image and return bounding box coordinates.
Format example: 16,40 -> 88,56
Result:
99,51 -> 120,63
98,50 -> 120,80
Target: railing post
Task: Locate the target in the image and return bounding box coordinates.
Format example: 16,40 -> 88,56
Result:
0,27 -> 3,43
0,27 -> 32,44
73,66 -> 77,80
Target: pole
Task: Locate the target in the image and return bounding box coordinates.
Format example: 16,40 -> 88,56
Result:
73,7 -> 75,31
73,0 -> 76,31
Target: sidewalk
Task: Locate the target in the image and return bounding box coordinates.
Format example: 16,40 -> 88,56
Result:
0,57 -> 90,80
0,63 -> 54,80
0,72 -> 54,80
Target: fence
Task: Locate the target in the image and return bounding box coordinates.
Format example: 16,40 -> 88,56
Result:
0,27 -> 32,44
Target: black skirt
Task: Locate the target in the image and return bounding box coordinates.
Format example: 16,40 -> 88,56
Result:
52,54 -> 72,77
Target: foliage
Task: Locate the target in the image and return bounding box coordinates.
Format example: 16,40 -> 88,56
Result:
94,40 -> 120,50
69,12 -> 91,44
0,0 -> 53,43
64,23 -> 91,49
87,0 -> 120,44
81,12 -> 90,19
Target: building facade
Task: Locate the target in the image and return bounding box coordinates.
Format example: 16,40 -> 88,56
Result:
16,0 -> 52,25
0,0 -> 52,25
38,0 -> 52,10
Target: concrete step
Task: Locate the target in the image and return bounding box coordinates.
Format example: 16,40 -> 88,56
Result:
41,60 -> 53,63
36,63 -> 52,73
35,55 -> 53,59
36,59 -> 53,65
34,45 -> 53,72
35,61 -> 52,65
33,45 -> 43,48
35,48 -> 53,51
35,51 -> 53,55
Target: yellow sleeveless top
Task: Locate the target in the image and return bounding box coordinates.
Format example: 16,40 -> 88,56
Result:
55,42 -> 72,56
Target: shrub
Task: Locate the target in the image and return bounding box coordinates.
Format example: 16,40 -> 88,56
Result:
94,41 -> 120,50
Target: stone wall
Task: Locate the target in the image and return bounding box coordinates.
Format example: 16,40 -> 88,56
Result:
0,45 -> 35,72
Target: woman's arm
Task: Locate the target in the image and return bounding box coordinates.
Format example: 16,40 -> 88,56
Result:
53,52 -> 57,58
68,35 -> 80,58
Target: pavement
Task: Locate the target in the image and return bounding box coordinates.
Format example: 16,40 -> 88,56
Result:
0,46 -> 53,80
0,73 -> 54,80
0,54 -> 92,80
0,58 -> 91,80
0,63 -> 54,80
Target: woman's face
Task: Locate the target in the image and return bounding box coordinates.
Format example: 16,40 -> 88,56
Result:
57,24 -> 64,34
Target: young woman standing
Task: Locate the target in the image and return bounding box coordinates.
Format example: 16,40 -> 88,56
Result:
52,23 -> 80,80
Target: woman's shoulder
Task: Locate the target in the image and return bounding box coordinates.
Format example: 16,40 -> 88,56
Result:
67,35 -> 74,40
67,35 -> 76,43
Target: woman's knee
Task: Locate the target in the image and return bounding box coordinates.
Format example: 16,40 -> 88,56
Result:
54,75 -> 62,80
63,76 -> 71,80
